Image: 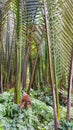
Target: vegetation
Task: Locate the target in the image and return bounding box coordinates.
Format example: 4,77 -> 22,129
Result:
0,0 -> 73,130
0,90 -> 73,130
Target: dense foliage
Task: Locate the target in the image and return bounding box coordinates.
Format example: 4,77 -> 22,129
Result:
0,90 -> 73,130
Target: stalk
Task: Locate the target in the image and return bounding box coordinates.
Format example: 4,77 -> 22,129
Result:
43,0 -> 59,129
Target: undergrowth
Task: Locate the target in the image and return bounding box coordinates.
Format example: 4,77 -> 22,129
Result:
0,90 -> 73,130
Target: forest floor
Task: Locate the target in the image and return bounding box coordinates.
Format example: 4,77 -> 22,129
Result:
0,89 -> 73,130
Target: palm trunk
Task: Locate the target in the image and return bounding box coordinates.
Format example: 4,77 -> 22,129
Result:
54,49 -> 60,121
27,50 -> 39,94
14,0 -> 22,104
22,44 -> 30,90
0,61 -> 3,93
27,28 -> 44,94
43,0 -> 59,129
67,50 -> 73,121
0,10 -> 3,93
6,14 -> 13,90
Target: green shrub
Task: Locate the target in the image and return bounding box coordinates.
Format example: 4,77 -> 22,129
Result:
0,91 -> 73,130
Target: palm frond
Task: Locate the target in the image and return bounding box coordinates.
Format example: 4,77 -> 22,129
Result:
46,0 -> 73,88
